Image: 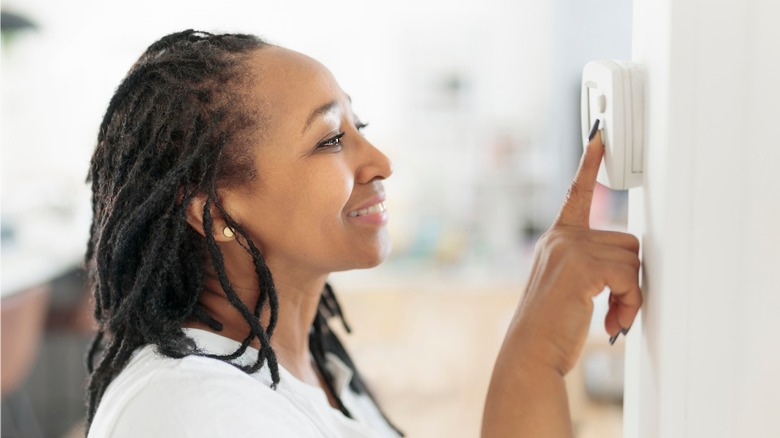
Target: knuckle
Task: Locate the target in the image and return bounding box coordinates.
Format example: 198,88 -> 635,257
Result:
537,229 -> 554,245
548,233 -> 571,258
536,230 -> 567,260
627,234 -> 641,251
623,263 -> 638,279
602,231 -> 640,252
533,231 -> 550,254
632,257 -> 641,270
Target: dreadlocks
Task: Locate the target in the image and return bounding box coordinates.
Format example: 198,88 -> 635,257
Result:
84,29 -> 402,436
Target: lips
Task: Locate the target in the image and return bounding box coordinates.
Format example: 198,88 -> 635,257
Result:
347,201 -> 386,217
347,194 -> 387,218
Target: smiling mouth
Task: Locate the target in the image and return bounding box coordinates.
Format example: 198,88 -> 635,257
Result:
347,202 -> 386,217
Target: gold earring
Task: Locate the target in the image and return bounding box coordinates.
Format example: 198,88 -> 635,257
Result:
223,227 -> 234,238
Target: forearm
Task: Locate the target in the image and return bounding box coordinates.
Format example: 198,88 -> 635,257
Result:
481,341 -> 573,438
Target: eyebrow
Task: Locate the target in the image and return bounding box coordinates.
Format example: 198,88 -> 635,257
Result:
302,100 -> 340,134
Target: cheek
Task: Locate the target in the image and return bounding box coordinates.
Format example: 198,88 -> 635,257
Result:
296,164 -> 353,222
254,164 -> 354,247
309,171 -> 354,243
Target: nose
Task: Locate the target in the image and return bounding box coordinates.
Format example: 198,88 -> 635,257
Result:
355,137 -> 393,184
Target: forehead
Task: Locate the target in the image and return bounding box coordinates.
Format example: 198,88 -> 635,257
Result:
245,46 -> 345,134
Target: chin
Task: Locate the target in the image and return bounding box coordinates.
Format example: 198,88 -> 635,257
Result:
357,241 -> 392,269
337,238 -> 392,271
369,243 -> 393,267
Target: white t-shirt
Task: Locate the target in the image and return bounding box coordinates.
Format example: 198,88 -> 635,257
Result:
88,328 -> 401,437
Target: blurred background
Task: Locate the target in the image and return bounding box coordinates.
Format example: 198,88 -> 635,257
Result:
1,0 -> 632,436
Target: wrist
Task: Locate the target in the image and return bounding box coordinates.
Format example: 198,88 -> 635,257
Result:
503,315 -> 571,378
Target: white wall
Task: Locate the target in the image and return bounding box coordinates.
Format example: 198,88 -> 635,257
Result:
625,0 -> 780,436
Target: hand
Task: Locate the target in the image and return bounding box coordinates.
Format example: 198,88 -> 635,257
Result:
510,131 -> 642,375
481,131 -> 642,437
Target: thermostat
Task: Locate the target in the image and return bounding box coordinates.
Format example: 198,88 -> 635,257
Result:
581,60 -> 646,190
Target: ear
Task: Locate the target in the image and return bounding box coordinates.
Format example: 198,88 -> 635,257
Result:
185,192 -> 236,243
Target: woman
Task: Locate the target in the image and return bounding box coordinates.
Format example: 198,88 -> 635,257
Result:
85,30 -> 641,437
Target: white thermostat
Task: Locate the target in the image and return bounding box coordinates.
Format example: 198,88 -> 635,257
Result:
581,60 -> 646,190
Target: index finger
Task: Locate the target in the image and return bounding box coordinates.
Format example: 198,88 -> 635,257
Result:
554,126 -> 604,227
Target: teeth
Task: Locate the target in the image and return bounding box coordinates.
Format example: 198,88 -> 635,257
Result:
348,202 -> 386,217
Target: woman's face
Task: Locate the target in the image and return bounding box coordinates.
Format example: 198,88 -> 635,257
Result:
222,46 -> 392,278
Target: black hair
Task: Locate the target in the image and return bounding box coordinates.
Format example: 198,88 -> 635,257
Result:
85,29 -> 402,435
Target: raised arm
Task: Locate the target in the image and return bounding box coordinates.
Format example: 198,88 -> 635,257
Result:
481,130 -> 642,437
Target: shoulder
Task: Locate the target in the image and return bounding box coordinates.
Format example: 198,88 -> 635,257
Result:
88,345 -> 321,438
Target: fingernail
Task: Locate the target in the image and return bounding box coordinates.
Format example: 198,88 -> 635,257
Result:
588,119 -> 601,141
609,333 -> 619,345
621,327 -> 631,336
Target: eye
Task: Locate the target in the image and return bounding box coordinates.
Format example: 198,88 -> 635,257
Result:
356,121 -> 369,132
317,132 -> 345,151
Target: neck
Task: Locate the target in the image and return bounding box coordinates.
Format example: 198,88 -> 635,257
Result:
186,251 -> 328,381
267,272 -> 328,375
